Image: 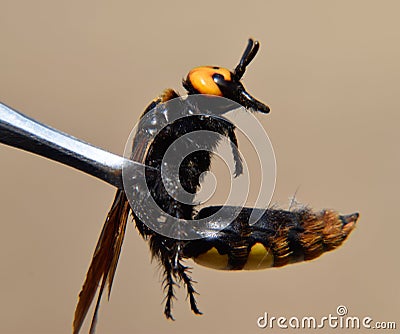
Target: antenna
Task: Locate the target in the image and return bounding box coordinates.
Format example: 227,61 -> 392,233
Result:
233,38 -> 260,80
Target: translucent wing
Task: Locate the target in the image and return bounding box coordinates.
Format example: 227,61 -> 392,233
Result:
73,189 -> 130,334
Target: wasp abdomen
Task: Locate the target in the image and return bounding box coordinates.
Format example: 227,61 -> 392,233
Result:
186,207 -> 359,270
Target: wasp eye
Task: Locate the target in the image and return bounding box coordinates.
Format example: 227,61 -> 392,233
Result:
212,73 -> 225,82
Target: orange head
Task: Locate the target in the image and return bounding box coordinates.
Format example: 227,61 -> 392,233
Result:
183,39 -> 270,114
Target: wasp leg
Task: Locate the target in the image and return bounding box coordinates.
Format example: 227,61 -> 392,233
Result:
226,124 -> 243,177
176,262 -> 202,315
161,257 -> 177,320
148,234 -> 179,320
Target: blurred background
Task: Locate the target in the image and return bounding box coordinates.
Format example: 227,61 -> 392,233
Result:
1,1 -> 399,333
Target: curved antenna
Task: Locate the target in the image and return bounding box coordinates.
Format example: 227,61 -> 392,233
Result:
233,38 -> 260,80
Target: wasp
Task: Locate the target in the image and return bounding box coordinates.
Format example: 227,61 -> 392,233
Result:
73,39 -> 359,334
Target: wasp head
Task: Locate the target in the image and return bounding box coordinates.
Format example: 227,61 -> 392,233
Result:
183,39 -> 270,114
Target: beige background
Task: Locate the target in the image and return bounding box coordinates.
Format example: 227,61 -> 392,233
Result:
1,1 -> 399,333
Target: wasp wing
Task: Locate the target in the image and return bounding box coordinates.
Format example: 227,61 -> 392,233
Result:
73,89 -> 179,333
73,189 -> 130,334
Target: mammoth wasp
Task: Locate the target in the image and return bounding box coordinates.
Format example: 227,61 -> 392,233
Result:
73,39 -> 359,334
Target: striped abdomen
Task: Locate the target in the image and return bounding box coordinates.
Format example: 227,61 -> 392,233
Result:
183,206 -> 359,270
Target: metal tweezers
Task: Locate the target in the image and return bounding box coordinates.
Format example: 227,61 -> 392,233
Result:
0,101 -> 140,189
